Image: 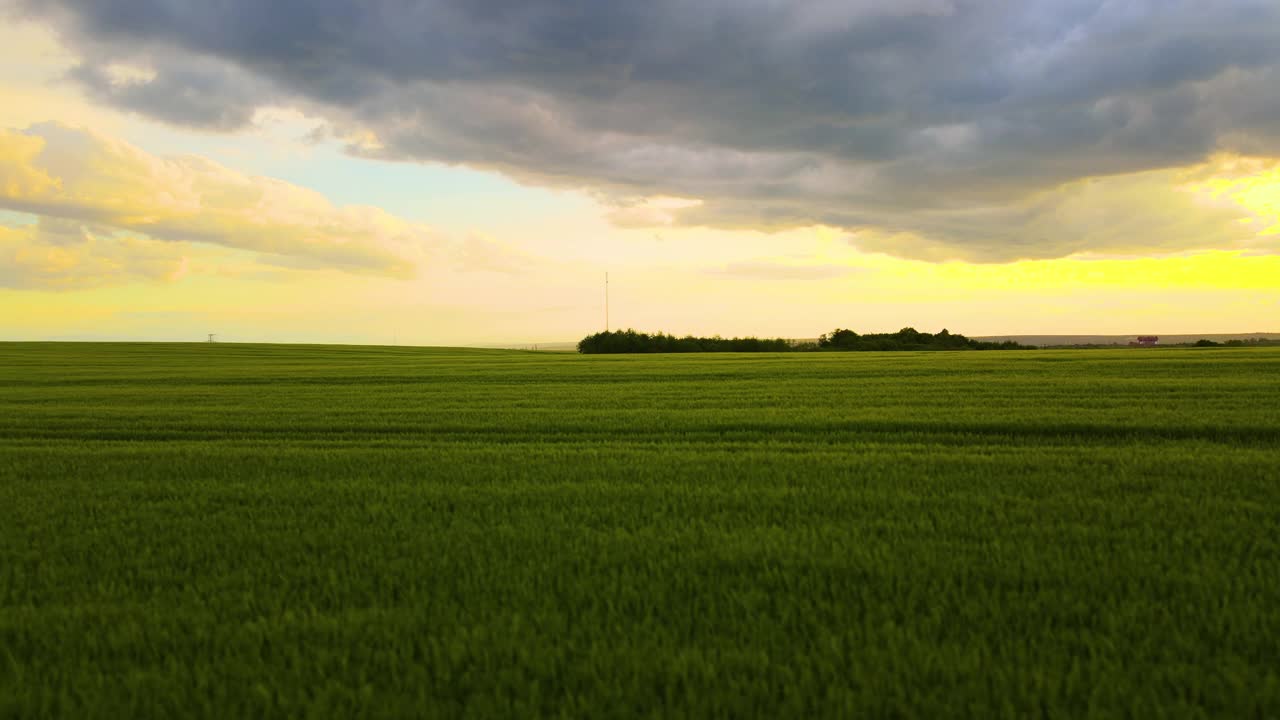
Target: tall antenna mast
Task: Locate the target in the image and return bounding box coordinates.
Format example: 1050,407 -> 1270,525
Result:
605,272 -> 609,332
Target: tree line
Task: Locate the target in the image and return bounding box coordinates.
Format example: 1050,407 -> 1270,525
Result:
817,327 -> 1030,351
577,328 -> 1033,354
1192,338 -> 1280,347
577,330 -> 792,354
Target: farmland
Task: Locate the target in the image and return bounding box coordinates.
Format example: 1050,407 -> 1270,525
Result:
1,342 -> 1278,718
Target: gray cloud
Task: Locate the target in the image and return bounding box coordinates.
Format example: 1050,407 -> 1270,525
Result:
68,54 -> 267,131
11,0 -> 1280,260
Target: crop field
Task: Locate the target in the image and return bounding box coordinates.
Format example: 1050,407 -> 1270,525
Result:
1,342 -> 1278,718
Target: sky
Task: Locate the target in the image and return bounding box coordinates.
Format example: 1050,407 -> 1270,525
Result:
1,1 -> 1278,345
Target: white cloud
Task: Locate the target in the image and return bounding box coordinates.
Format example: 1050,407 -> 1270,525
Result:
0,122 -> 441,278
0,217 -> 188,290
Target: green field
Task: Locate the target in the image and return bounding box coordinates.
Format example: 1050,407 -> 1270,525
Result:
2,342 -> 1278,718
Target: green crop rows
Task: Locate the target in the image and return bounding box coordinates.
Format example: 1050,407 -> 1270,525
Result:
2,342 -> 1278,718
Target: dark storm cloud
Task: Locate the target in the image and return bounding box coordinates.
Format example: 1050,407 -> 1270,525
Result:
13,0 -> 1280,260
69,56 -> 267,131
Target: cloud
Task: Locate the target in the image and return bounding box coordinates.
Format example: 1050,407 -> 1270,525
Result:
711,260 -> 862,281
847,156 -> 1280,261
69,54 -> 268,131
0,217 -> 188,290
605,196 -> 704,228
11,0 -> 1280,259
0,122 -> 439,276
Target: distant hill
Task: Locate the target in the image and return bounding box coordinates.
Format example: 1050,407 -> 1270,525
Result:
473,341 -> 579,352
974,333 -> 1280,347
484,332 -> 1280,351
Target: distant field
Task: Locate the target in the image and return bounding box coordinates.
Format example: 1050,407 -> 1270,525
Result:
974,332 -> 1280,346
2,343 -> 1278,718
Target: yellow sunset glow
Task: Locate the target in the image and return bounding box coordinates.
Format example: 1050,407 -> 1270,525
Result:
0,13 -> 1276,344
1189,158 -> 1280,237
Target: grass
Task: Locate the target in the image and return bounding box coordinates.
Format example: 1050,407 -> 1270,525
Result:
1,342 -> 1278,718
